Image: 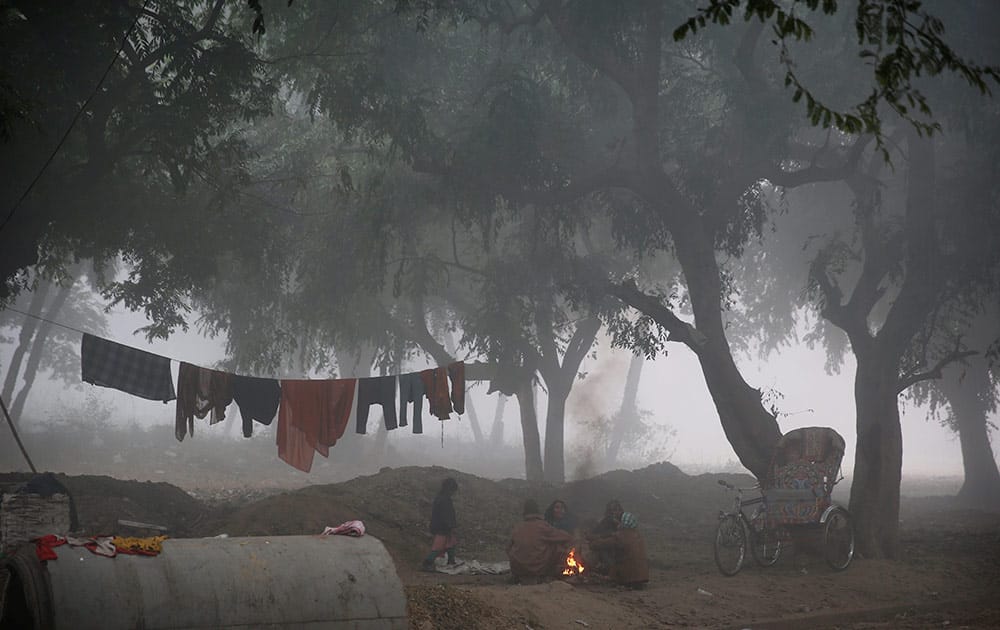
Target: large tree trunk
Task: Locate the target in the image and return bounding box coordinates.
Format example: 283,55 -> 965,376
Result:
514,378 -> 544,482
940,360 -> 1000,506
8,282 -> 73,423
665,214 -> 783,478
488,394 -> 507,446
606,353 -> 644,468
846,130 -> 939,559
849,355 -> 903,559
543,381 -> 570,483
463,397 -> 485,445
539,316 -> 601,484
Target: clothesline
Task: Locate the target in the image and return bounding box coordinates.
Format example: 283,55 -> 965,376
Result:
3,306 -> 469,474
79,332 -> 467,474
5,304 -> 467,383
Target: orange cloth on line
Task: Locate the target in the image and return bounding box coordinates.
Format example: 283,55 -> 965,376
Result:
175,362 -> 233,441
277,379 -> 357,473
447,361 -> 465,415
420,367 -> 452,420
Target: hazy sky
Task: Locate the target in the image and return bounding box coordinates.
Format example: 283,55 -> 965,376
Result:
4,299 -> 989,479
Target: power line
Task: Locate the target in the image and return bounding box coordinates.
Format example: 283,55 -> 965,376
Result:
0,1 -> 150,235
4,305 -> 94,339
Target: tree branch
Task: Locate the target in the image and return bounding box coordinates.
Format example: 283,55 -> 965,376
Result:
562,315 -> 601,377
809,249 -> 850,332
605,279 -> 703,351
541,0 -> 640,100
897,350 -> 978,394
768,135 -> 870,189
411,153 -> 638,208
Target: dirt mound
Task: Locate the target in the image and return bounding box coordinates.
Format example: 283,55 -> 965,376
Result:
0,472 -> 208,537
2,463 -> 770,570
202,466 -> 528,567
203,461 -> 748,572
0,461 -> 752,570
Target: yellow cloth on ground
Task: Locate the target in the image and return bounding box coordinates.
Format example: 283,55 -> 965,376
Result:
112,535 -> 168,554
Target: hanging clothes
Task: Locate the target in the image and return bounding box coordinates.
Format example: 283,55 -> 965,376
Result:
317,379 -> 357,455
231,375 -> 281,438
175,362 -> 233,441
81,333 -> 175,402
277,379 -> 356,473
397,372 -> 426,434
355,375 -> 398,434
420,367 -> 452,420
447,361 -> 465,415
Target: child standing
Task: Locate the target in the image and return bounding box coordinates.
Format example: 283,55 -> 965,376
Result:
421,477 -> 459,571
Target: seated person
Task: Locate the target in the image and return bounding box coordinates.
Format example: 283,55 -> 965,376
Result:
507,499 -> 574,582
586,499 -> 623,575
588,511 -> 649,589
544,499 -> 579,534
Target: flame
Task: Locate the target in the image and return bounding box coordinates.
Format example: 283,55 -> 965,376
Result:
562,547 -> 585,576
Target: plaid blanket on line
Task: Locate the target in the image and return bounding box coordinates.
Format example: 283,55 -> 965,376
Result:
81,333 -> 176,402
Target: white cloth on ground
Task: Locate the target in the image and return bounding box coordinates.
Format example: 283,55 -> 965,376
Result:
433,558 -> 510,575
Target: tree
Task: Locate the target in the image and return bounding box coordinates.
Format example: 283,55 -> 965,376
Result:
935,353 -> 1000,507
3,1 -> 995,555
373,1 -> 996,554
1,268 -> 110,426
0,0 -> 277,324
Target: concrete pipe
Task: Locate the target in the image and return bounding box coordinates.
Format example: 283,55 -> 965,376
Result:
1,534 -> 407,629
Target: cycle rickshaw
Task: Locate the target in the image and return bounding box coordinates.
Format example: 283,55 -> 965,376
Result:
713,426 -> 855,575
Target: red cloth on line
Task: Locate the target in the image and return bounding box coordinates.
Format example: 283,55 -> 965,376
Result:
277,379 -> 357,473
420,367 -> 452,420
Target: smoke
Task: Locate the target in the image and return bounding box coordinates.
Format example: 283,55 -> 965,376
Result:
565,336 -> 633,474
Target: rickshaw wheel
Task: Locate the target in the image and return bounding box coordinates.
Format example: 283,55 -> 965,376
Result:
714,514 -> 747,576
823,507 -> 854,571
750,521 -> 782,567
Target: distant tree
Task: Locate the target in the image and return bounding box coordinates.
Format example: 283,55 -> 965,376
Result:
1,268 -> 109,426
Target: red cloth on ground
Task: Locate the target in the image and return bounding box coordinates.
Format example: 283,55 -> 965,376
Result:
34,534 -> 66,561
277,379 -> 357,472
322,520 -> 366,537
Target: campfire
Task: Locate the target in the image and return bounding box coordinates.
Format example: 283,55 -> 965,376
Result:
562,547 -> 585,576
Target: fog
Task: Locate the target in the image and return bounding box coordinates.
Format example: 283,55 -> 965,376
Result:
2,301 -> 982,485
1,2 -> 998,516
